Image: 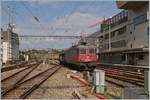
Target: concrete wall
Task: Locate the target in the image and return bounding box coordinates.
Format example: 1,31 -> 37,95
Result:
133,22 -> 149,48
2,30 -> 19,64
127,4 -> 149,49
2,42 -> 9,64
85,2 -> 149,66
136,53 -> 149,66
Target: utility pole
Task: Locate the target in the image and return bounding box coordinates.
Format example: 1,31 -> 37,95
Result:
7,6 -> 15,62
108,23 -> 111,51
108,17 -> 112,51
8,6 -> 14,31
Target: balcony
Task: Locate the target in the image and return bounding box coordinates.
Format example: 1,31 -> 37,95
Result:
101,10 -> 128,33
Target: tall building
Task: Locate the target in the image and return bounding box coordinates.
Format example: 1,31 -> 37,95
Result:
98,10 -> 130,64
0,29 -> 2,67
2,27 -> 19,64
87,1 -> 149,66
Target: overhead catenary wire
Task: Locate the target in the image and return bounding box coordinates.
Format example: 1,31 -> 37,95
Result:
2,6 -> 29,28
2,7 -> 10,15
21,2 -> 46,31
3,2 -> 102,41
21,2 -> 73,36
19,35 -> 98,39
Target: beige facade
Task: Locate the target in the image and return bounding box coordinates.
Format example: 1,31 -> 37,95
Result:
2,42 -> 9,63
2,29 -> 19,64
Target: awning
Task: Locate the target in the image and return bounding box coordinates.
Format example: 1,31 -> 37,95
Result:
99,48 -> 149,54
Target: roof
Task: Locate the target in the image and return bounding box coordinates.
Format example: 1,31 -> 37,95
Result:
116,1 -> 148,9
2,30 -> 19,44
2,31 -> 9,42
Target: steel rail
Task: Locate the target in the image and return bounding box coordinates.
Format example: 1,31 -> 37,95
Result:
96,65 -> 146,87
1,63 -> 38,82
106,74 -> 144,87
1,65 -> 60,98
1,61 -> 37,72
105,78 -> 125,88
19,66 -> 61,99
98,67 -> 144,80
97,63 -> 149,70
1,62 -> 41,96
97,66 -> 144,76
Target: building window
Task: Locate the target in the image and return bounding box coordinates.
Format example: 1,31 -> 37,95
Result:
89,48 -> 95,54
147,27 -> 149,35
105,34 -> 109,40
138,55 -> 144,60
111,32 -> 115,37
130,44 -> 132,48
117,26 -> 126,35
111,40 -> 126,48
122,54 -> 126,61
130,32 -> 132,34
104,44 -> 109,49
80,49 -> 86,54
134,26 -> 136,30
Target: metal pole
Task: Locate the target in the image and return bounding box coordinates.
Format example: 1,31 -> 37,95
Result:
96,39 -> 99,59
109,24 -> 111,51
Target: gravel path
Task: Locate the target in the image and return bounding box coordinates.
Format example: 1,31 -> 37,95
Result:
2,62 -> 90,99
27,66 -> 85,99
21,63 -> 54,81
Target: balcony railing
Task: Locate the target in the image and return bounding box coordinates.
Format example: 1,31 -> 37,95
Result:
101,10 -> 128,32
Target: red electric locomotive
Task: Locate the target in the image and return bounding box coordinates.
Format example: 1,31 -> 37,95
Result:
59,43 -> 97,70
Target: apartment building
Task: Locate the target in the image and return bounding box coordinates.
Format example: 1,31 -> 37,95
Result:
87,1 -> 149,66
2,28 -> 19,64
116,1 -> 149,66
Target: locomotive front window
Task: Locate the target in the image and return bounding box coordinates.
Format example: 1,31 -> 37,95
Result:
89,48 -> 95,54
80,49 -> 86,54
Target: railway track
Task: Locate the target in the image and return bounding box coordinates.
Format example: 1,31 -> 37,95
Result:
1,62 -> 41,95
1,62 -> 39,82
97,63 -> 148,73
1,64 -> 61,99
96,64 -> 149,88
1,61 -> 37,72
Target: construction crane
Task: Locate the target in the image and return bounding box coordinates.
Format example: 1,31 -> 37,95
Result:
88,16 -> 107,28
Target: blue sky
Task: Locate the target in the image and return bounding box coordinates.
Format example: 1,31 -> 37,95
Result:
1,0 -> 121,50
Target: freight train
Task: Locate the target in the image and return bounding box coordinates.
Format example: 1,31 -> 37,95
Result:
59,43 -> 98,71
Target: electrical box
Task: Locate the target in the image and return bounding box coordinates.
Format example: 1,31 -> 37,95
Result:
124,84 -> 148,99
144,70 -> 149,94
93,69 -> 105,94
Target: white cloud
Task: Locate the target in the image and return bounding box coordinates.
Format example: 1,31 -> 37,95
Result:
49,11 -> 100,36
15,11 -> 101,50
29,0 -> 51,5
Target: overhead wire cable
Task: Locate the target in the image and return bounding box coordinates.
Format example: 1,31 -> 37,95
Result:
21,2 -> 46,32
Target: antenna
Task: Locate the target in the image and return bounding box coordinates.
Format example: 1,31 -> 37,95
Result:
7,6 -> 14,31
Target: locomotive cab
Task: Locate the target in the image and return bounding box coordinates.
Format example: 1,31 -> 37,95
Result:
59,44 -> 97,71
77,47 -> 97,62
77,46 -> 97,70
